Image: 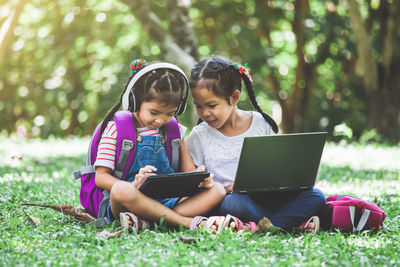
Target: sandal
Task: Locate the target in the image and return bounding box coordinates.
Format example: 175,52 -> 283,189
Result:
216,214 -> 258,233
301,216 -> 320,233
219,214 -> 259,233
191,215 -> 257,233
244,221 -> 257,233
190,216 -> 225,231
206,216 -> 226,232
119,212 -> 150,232
190,216 -> 208,230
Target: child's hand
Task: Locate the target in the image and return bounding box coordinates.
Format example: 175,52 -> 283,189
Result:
195,165 -> 206,172
132,165 -> 157,189
195,165 -> 214,188
198,172 -> 214,189
224,183 -> 234,193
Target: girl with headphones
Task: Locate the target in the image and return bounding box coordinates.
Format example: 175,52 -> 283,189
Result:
94,59 -> 227,230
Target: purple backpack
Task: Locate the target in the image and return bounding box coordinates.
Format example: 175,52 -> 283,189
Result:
319,195 -> 386,232
73,111 -> 181,225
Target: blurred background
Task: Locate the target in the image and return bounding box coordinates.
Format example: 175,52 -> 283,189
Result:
0,0 -> 399,143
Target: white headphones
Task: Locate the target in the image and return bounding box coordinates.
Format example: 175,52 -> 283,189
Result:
121,62 -> 189,115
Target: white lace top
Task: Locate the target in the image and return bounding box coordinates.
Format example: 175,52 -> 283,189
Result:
186,111 -> 276,187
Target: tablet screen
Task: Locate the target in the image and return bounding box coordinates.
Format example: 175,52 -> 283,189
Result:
139,171 -> 209,198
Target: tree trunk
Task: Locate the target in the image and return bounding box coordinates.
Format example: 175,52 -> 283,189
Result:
255,0 -> 331,133
347,0 -> 400,141
119,0 -> 199,125
368,61 -> 400,141
119,0 -> 197,73
165,0 -> 198,60
0,0 -> 28,66
285,0 -> 310,133
347,0 -> 379,95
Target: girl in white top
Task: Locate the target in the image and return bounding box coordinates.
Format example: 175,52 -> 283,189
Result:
94,59 -> 228,231
186,57 -> 326,233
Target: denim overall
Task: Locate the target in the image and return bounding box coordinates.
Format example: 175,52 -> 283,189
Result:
106,135 -> 179,221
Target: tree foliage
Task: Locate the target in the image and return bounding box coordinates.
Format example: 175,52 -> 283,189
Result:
0,0 -> 399,142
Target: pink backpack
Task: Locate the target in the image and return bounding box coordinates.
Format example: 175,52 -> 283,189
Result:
319,195 -> 386,232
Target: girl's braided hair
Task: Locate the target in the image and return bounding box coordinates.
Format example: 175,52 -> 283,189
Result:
100,60 -> 187,136
189,57 -> 279,133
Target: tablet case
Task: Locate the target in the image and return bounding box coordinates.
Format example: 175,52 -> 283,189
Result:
139,171 -> 209,198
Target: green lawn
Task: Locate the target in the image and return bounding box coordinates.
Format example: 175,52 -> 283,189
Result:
1,137 -> 399,266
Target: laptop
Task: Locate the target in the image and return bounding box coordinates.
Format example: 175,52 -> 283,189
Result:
232,132 -> 327,194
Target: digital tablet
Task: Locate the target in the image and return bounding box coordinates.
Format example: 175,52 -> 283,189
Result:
139,171 -> 209,198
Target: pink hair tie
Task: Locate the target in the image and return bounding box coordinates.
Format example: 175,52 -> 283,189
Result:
235,63 -> 253,82
130,59 -> 146,73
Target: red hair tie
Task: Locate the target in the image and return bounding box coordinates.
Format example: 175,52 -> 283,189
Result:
235,63 -> 253,82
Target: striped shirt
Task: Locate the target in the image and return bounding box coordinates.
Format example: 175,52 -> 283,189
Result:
94,120 -> 187,170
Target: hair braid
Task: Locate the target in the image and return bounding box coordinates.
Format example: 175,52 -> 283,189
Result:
242,74 -> 279,133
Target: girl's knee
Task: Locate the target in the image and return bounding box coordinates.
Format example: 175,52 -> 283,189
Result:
219,193 -> 250,212
110,181 -> 138,203
219,196 -> 232,214
312,188 -> 326,206
212,182 -> 226,198
304,188 -> 326,210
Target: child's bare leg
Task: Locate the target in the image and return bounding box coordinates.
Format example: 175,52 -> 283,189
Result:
110,181 -> 192,228
173,182 -> 226,217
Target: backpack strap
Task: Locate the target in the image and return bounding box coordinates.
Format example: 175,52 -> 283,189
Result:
114,139 -> 134,179
349,206 -> 371,231
72,123 -> 102,179
164,117 -> 181,171
73,165 -> 95,179
331,204 -> 372,232
96,189 -> 112,223
87,217 -> 111,228
113,111 -> 137,180
96,111 -> 137,224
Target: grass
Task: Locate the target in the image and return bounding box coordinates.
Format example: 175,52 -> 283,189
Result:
1,137 -> 400,266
